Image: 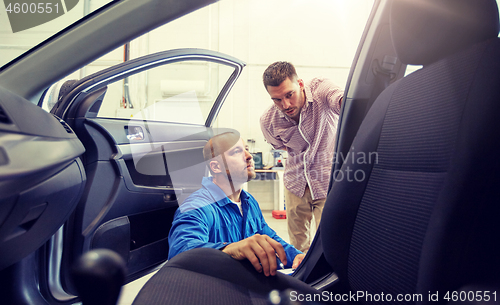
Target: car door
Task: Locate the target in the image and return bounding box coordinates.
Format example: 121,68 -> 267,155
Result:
44,48 -> 245,301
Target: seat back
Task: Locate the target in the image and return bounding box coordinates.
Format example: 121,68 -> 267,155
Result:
321,0 -> 500,302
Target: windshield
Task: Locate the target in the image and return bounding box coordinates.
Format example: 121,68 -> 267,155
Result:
0,0 -> 115,68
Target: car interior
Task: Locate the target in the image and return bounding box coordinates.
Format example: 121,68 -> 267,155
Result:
0,0 -> 499,304
129,0 -> 500,304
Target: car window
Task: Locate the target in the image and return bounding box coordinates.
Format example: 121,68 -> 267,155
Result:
97,60 -> 236,125
404,65 -> 423,76
0,0 -> 115,68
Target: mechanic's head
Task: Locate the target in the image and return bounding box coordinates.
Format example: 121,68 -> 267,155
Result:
203,132 -> 256,185
263,61 -> 306,122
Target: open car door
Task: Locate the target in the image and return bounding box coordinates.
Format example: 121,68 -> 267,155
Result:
45,48 -> 244,302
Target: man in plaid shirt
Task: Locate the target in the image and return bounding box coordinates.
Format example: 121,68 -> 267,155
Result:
260,62 -> 343,253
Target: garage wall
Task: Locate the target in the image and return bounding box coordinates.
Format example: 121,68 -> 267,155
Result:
213,0 -> 373,166
129,0 -> 374,167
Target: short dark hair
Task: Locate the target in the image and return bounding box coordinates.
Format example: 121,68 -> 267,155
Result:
262,61 -> 298,89
203,132 -> 240,174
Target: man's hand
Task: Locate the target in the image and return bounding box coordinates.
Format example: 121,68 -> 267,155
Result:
292,253 -> 305,269
222,234 -> 286,276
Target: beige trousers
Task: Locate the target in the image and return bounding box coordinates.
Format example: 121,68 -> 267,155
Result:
285,186 -> 325,253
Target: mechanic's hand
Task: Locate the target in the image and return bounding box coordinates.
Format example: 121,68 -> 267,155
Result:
222,234 -> 286,276
292,253 -> 305,269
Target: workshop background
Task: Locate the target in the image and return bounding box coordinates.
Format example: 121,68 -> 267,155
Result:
0,0 -> 373,167
0,0 -> 374,210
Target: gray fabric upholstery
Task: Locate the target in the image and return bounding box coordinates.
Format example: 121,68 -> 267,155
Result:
133,248 -> 318,305
322,37 -> 500,303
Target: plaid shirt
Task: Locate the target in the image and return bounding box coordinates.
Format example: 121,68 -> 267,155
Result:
260,78 -> 343,200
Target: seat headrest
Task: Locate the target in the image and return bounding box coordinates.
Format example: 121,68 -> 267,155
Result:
390,0 -> 500,65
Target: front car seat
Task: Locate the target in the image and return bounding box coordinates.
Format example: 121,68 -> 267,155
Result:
132,0 -> 500,304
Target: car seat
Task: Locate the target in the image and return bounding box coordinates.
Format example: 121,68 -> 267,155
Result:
129,0 -> 500,304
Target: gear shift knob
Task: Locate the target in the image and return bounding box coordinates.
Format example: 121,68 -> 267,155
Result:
71,249 -> 127,305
